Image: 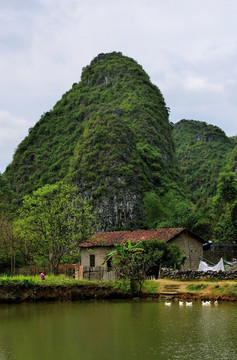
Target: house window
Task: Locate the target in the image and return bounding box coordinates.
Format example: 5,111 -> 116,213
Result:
90,255 -> 95,267
107,258 -> 112,270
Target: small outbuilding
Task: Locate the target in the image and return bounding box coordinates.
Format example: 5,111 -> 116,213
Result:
79,228 -> 205,271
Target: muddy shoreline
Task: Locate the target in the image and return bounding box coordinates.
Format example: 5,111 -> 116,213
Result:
0,282 -> 236,304
0,283 -> 131,304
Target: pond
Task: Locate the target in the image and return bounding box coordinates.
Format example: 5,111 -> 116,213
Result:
0,299 -> 236,360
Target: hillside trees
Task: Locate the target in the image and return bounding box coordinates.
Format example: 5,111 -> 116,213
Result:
188,198 -> 214,240
0,214 -> 16,273
0,174 -> 14,213
212,171 -> 237,243
143,190 -> 192,229
173,120 -> 235,201
14,182 -> 95,274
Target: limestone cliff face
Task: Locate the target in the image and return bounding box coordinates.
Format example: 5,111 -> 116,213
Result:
94,190 -> 140,231
5,52 -> 182,229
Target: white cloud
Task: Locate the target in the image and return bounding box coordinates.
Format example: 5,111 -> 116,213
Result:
185,76 -> 223,93
0,0 -> 237,171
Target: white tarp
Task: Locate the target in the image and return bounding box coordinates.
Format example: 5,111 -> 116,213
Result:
198,258 -> 225,272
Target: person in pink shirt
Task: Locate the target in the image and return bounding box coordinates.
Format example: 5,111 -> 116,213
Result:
40,273 -> 45,280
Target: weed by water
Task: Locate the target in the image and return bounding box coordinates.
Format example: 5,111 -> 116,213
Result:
186,283 -> 208,291
0,274 -> 124,291
0,274 -> 78,286
142,280 -> 160,293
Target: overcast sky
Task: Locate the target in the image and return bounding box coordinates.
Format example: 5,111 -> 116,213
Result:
1,0 -> 237,173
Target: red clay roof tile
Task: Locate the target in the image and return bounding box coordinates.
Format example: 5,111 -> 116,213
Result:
80,228 -> 189,247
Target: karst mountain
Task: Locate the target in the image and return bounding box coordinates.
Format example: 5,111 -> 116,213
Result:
3,52 -> 237,237
5,52 -> 183,230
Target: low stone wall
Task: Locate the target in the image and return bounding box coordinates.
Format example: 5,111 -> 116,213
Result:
160,268 -> 237,280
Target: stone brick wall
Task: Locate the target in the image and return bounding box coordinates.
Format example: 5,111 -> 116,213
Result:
170,232 -> 203,270
204,243 -> 237,263
80,246 -> 111,270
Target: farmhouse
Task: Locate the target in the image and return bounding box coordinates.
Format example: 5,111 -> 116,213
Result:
79,228 -> 205,271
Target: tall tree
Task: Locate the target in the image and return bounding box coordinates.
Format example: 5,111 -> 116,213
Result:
141,239 -> 186,278
212,171 -> 237,242
14,182 -> 95,274
0,174 -> 14,214
0,214 -> 16,273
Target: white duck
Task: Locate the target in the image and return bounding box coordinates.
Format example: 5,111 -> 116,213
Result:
186,301 -> 193,306
202,301 -> 211,306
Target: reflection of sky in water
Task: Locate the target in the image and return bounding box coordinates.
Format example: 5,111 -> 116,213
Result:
0,301 -> 236,360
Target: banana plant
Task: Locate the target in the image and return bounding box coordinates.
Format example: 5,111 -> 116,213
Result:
102,240 -> 143,265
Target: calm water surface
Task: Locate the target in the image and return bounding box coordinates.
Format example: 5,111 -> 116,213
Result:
0,300 -> 236,360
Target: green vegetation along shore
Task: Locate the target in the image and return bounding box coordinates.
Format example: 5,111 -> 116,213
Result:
0,275 -> 236,303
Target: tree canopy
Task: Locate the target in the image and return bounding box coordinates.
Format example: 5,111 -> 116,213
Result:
14,182 -> 95,273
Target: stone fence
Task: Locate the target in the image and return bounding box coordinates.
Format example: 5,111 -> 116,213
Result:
160,268 -> 237,280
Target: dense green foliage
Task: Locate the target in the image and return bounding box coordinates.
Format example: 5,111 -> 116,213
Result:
173,119 -> 236,201
103,240 -> 145,292
172,120 -> 237,242
0,214 -> 17,273
211,171 -> 237,242
68,53 -> 181,194
14,182 -> 95,274
225,144 -> 237,172
141,239 -> 186,277
143,190 -> 192,229
0,174 -> 14,214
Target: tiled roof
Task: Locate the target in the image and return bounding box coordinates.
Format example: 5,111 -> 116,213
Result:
79,228 -> 195,247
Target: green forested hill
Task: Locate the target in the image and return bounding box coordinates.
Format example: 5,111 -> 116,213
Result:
173,119 -> 236,201
5,52 -> 183,229
225,144 -> 237,172
2,53 -> 237,242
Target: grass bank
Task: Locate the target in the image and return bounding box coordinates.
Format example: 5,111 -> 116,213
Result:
0,275 -> 236,303
0,274 -> 130,303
